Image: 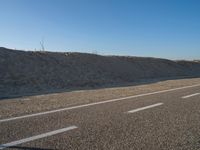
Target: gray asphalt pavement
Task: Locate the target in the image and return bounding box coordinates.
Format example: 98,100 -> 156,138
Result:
1,81 -> 200,150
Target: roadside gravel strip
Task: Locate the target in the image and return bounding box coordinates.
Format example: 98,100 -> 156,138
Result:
1,78 -> 200,119
1,83 -> 200,123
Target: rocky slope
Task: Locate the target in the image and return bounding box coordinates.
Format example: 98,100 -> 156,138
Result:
0,47 -> 200,99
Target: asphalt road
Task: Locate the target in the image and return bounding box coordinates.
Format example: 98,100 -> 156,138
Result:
1,79 -> 200,150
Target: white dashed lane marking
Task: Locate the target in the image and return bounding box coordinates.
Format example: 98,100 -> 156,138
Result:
0,126 -> 78,150
182,93 -> 200,99
126,103 -> 164,114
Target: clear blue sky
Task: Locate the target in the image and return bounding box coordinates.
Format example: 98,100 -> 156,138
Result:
0,0 -> 200,60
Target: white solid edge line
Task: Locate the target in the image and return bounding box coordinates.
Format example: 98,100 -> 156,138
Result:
126,103 -> 164,113
0,125 -> 77,150
182,93 -> 200,99
1,83 -> 200,123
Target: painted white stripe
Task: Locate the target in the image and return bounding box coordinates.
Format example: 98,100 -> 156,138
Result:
0,83 -> 200,123
182,93 -> 200,99
127,103 -> 164,113
0,126 -> 77,150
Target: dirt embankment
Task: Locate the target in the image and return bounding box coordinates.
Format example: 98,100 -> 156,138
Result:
0,47 -> 200,99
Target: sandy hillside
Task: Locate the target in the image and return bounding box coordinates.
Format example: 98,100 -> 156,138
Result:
0,47 -> 200,99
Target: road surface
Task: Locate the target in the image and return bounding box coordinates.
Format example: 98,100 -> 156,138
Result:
0,78 -> 200,150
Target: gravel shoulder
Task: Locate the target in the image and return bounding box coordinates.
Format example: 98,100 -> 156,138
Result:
0,77 -> 200,119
